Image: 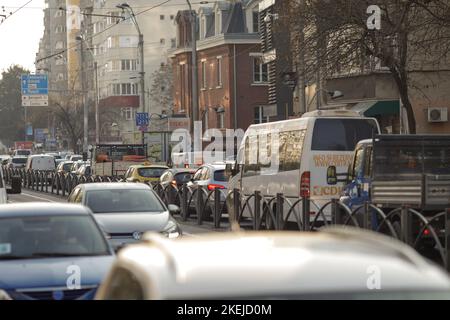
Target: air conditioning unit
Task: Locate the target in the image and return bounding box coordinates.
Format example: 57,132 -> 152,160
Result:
428,107 -> 448,123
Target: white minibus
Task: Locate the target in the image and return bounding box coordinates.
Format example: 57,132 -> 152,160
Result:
226,109 -> 380,225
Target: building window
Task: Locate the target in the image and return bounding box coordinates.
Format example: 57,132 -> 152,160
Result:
56,73 -> 64,81
170,15 -> 174,20
122,107 -> 133,120
55,41 -> 64,50
121,59 -> 137,71
107,11 -> 121,25
252,11 -> 260,33
217,111 -> 224,128
111,83 -> 138,95
254,106 -> 268,124
171,38 -> 176,48
216,58 -> 222,87
160,15 -> 165,20
253,58 -> 268,83
203,109 -> 209,131
55,25 -> 65,33
216,11 -> 222,34
160,38 -> 165,45
201,60 -> 207,89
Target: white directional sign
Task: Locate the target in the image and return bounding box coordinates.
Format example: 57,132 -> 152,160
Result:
22,94 -> 49,107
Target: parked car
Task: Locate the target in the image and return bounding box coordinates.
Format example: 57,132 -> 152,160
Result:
0,203 -> 115,300
187,163 -> 228,218
123,164 -> 169,184
95,227 -> 450,300
7,156 -> 27,169
67,183 -> 182,250
225,109 -> 380,225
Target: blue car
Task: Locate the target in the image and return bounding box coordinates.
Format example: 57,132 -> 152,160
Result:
0,203 -> 115,300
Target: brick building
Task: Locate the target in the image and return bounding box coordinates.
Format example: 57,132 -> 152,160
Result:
170,1 -> 268,133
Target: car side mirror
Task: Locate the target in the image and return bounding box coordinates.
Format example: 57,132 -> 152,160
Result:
168,204 -> 180,215
7,176 -> 21,194
327,166 -> 338,185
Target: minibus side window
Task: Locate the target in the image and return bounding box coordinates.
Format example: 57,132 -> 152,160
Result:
243,136 -> 259,177
279,130 -> 306,172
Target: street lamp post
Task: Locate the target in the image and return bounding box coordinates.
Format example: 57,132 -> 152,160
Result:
76,35 -> 89,154
186,0 -> 198,134
117,3 -> 146,146
116,6 -> 145,112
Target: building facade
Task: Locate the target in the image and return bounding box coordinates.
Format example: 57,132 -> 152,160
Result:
91,0 -> 179,144
170,1 -> 268,134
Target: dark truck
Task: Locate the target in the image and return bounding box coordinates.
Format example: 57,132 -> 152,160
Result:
327,134 -> 450,246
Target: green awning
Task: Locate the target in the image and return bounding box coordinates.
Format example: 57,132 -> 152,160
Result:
352,100 -> 400,117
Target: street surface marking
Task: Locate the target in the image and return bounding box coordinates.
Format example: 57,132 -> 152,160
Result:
20,192 -> 56,202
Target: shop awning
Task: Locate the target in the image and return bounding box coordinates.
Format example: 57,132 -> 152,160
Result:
352,100 -> 400,117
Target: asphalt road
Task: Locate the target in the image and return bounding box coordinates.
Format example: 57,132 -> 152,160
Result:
7,190 -> 227,237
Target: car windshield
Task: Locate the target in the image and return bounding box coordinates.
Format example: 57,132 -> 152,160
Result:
85,189 -> 165,213
137,168 -> 166,178
12,158 -> 27,164
0,215 -> 110,260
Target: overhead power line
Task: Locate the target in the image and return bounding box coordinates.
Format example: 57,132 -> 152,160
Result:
0,0 -> 34,25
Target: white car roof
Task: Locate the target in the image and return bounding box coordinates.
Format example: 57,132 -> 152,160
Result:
104,228 -> 450,299
81,182 -> 151,191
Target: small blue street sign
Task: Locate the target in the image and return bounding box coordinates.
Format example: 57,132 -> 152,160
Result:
21,74 -> 49,95
135,112 -> 149,127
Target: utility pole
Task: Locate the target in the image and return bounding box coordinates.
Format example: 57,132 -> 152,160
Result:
187,0 -> 198,133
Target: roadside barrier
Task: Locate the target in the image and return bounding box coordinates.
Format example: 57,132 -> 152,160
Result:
3,165 -> 449,271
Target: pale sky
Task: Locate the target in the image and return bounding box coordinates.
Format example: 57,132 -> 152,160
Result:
0,0 -> 45,73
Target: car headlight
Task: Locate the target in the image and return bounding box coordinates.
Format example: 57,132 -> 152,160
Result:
0,289 -> 12,300
161,219 -> 181,239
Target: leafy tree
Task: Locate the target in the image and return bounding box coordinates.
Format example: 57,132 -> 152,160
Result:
0,65 -> 29,146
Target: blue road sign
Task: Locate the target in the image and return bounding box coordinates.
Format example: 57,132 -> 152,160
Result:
21,74 -> 48,95
135,112 -> 149,127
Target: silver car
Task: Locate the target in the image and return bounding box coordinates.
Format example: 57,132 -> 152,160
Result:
187,163 -> 228,217
67,183 -> 182,250
96,227 -> 450,300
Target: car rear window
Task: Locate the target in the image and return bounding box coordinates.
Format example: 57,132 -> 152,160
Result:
138,168 -> 166,178
214,170 -> 227,182
312,119 -> 378,151
175,172 -> 193,184
12,158 -> 27,164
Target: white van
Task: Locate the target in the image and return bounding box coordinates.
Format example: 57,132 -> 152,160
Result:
226,109 -> 380,224
25,154 -> 56,171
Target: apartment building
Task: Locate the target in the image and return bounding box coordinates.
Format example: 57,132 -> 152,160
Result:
91,0 -> 179,144
170,0 -> 268,133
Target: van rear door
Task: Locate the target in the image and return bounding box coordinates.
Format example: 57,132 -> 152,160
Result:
309,118 -> 379,206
